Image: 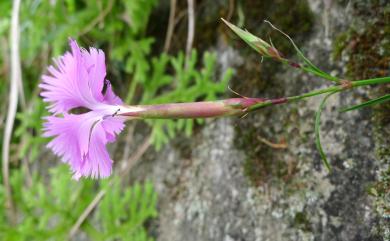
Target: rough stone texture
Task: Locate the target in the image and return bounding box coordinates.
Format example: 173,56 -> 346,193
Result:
134,1 -> 390,240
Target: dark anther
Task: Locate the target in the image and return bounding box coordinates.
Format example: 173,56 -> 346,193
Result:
112,108 -> 120,117
101,79 -> 109,95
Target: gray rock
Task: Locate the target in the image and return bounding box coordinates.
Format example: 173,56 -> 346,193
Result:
135,0 -> 390,240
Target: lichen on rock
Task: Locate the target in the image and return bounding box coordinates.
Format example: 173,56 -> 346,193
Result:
135,0 -> 390,240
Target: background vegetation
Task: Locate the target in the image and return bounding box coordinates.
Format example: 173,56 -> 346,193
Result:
0,0 -> 232,240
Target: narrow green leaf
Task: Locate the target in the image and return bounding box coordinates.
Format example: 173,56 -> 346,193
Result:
315,92 -> 337,171
264,20 -> 339,83
340,93 -> 390,112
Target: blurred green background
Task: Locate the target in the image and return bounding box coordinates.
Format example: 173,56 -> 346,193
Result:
0,0 -> 234,240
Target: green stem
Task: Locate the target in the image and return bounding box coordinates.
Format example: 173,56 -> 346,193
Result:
279,59 -> 341,83
248,76 -> 390,112
286,86 -> 342,102
119,76 -> 390,120
301,66 -> 340,83
351,76 -> 390,87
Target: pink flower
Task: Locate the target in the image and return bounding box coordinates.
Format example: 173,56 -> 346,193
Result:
40,39 -> 125,180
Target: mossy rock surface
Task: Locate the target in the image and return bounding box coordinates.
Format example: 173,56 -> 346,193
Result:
134,0 -> 390,240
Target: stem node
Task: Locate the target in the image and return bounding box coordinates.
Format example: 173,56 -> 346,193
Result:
341,79 -> 353,89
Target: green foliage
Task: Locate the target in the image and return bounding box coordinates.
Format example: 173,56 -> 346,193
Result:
341,93 -> 390,112
1,0 -> 232,239
267,23 -> 339,83
97,180 -> 157,241
14,97 -> 47,161
314,92 -> 336,172
0,166 -> 157,241
123,0 -> 157,35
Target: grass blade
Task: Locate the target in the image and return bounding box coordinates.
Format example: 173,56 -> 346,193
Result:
315,92 -> 337,171
264,20 -> 339,83
340,93 -> 390,112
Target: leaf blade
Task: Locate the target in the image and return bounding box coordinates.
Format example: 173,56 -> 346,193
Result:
340,93 -> 390,112
315,92 -> 337,172
263,20 -> 340,83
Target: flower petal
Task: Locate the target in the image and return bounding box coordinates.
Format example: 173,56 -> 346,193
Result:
101,116 -> 125,143
43,111 -> 124,179
81,46 -> 106,102
102,80 -> 123,105
40,39 -> 121,114
40,39 -> 126,179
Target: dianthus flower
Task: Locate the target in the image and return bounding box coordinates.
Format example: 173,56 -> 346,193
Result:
40,39 -> 125,180
40,39 -> 269,180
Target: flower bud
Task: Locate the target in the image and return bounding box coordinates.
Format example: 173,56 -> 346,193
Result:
222,18 -> 283,59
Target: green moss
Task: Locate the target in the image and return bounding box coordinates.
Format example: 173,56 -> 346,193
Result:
332,7 -> 390,79
293,211 -> 312,232
243,158 -> 290,187
238,104 -> 301,187
332,2 -> 390,238
332,31 -> 350,61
